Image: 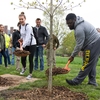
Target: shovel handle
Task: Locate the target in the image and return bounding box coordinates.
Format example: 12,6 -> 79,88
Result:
64,60 -> 71,71
66,60 -> 71,66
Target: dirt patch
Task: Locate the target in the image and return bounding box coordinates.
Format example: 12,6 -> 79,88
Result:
0,74 -> 39,91
0,86 -> 88,100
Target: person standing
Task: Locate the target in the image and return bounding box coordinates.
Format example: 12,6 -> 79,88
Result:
11,29 -> 17,65
65,13 -> 100,86
19,12 -> 36,79
46,34 -> 59,67
12,22 -> 21,70
33,18 -> 49,71
0,26 -> 11,65
0,24 -> 8,68
4,30 -> 11,65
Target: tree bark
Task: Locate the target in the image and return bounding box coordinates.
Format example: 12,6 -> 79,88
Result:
48,0 -> 53,95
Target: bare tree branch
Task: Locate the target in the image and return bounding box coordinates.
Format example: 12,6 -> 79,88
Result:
62,0 -> 84,11
53,0 -> 63,14
36,0 -> 50,15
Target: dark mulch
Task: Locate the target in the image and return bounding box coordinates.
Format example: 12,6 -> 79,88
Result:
0,77 -> 14,86
0,86 -> 88,100
13,50 -> 30,57
45,67 -> 69,77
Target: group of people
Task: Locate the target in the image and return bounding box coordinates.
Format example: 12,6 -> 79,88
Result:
1,12 -> 100,86
0,12 -> 59,80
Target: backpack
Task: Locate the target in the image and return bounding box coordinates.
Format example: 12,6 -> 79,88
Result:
19,23 -> 38,45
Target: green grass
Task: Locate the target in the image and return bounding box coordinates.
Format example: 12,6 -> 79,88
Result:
0,56 -> 100,100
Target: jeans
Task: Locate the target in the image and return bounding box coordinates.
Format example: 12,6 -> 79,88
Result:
0,50 -> 7,67
5,48 -> 11,64
34,45 -> 44,70
11,47 -> 15,65
0,53 -> 2,64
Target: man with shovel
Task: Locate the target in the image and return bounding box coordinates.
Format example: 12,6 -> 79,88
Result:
65,13 -> 100,86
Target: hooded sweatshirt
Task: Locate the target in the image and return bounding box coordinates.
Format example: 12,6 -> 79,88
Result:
71,16 -> 100,57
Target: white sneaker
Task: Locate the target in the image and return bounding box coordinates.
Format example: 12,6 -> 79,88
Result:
20,68 -> 26,75
26,75 -> 32,80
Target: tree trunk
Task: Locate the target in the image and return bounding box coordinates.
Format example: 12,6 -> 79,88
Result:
48,0 -> 53,95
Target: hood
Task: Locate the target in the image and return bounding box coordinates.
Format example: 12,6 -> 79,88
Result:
74,16 -> 84,28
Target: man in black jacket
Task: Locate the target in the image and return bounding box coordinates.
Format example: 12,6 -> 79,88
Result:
33,18 -> 49,71
11,22 -> 21,70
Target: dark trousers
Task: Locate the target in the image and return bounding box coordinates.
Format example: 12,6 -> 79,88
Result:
0,50 -> 7,67
21,45 -> 36,74
72,38 -> 100,85
5,48 -> 11,64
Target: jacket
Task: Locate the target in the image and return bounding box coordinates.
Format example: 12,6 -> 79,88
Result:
46,34 -> 59,49
0,32 -> 5,50
33,26 -> 49,45
71,16 -> 100,57
4,33 -> 10,48
12,30 -> 20,48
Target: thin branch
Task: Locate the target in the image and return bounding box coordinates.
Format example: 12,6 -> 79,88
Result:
62,0 -> 84,11
13,4 -> 24,8
36,0 -> 50,15
53,0 -> 63,14
29,6 -> 49,15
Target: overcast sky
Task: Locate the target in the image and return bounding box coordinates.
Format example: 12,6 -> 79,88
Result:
0,0 -> 100,29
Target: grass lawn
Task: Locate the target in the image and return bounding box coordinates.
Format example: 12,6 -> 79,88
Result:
0,56 -> 100,100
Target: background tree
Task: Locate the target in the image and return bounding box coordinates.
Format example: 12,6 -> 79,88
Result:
61,31 -> 75,56
11,0 -> 86,94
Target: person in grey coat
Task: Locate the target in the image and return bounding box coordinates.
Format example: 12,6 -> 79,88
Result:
66,13 -> 100,86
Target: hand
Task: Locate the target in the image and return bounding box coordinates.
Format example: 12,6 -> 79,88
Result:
42,44 -> 46,48
54,47 -> 56,50
18,39 -> 23,43
20,46 -> 23,50
68,56 -> 74,62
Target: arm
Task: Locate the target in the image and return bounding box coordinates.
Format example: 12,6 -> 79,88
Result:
22,25 -> 32,48
43,27 -> 49,44
55,36 -> 59,49
71,28 -> 85,57
0,35 -> 1,49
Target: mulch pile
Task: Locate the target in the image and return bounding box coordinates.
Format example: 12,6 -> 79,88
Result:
0,77 -> 14,86
0,86 -> 88,100
45,67 -> 69,77
13,50 -> 30,57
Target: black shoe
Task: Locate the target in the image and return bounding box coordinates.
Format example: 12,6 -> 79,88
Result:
87,83 -> 98,87
66,79 -> 76,85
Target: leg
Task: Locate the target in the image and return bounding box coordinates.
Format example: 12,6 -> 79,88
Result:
11,47 -> 15,65
21,56 -> 27,68
29,45 -> 36,74
34,46 -> 38,70
0,52 -> 2,64
16,56 -> 20,70
5,48 -> 11,64
53,50 -> 56,67
1,50 -> 7,67
20,47 -> 28,75
66,38 -> 100,85
38,45 -> 44,71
